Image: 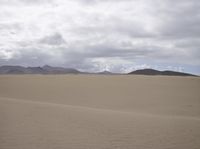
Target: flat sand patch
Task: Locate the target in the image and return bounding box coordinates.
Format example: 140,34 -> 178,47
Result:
0,75 -> 200,149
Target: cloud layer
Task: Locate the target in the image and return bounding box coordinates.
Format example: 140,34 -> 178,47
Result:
0,0 -> 200,73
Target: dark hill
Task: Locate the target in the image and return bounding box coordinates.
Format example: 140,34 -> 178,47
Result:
128,69 -> 196,76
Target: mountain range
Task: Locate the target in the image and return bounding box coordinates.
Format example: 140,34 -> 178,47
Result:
0,65 -> 197,76
0,65 -> 80,74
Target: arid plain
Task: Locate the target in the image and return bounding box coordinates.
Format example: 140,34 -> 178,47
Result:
0,75 -> 200,149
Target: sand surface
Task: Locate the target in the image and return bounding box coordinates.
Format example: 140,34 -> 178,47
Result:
0,75 -> 200,149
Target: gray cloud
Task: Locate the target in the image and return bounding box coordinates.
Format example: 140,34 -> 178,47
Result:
0,0 -> 200,73
157,0 -> 200,38
39,33 -> 66,45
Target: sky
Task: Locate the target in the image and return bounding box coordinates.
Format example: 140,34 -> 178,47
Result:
0,0 -> 200,74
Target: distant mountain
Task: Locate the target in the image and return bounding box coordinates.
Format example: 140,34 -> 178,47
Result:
0,66 -> 197,76
128,69 -> 196,76
0,65 -> 27,74
42,65 -> 80,74
97,70 -> 114,75
0,65 -> 81,74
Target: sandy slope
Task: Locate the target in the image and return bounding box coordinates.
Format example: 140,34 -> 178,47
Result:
0,75 -> 200,149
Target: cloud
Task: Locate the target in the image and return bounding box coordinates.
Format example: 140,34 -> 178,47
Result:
156,0 -> 200,38
0,0 -> 200,73
39,33 -> 66,45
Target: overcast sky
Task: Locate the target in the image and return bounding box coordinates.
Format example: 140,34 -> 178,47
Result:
0,0 -> 200,74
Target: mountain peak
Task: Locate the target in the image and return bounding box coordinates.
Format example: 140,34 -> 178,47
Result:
97,70 -> 114,75
42,65 -> 52,68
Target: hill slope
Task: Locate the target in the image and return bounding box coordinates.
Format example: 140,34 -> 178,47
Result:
128,69 -> 196,76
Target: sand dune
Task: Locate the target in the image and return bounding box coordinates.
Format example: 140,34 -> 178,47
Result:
0,75 -> 200,149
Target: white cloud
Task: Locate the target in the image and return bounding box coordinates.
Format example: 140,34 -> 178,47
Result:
0,0 -> 200,73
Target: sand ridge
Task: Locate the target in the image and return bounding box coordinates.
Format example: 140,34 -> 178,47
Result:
1,96 -> 200,121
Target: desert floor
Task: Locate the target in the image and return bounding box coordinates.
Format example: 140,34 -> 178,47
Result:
0,75 -> 200,149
